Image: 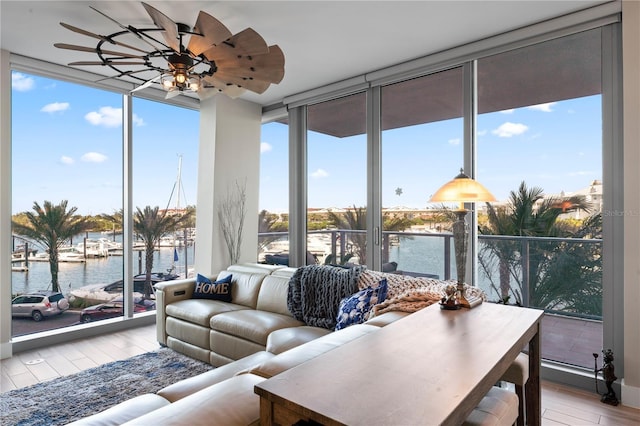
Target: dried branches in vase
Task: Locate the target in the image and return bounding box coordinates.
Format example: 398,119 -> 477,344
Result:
218,180 -> 247,265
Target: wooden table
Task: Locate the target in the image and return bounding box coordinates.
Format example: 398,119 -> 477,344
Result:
255,302 -> 543,426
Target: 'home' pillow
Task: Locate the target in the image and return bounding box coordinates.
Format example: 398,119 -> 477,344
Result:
335,278 -> 388,330
193,274 -> 233,302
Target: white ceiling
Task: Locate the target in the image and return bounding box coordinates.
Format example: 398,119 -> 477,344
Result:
1,1 -> 609,107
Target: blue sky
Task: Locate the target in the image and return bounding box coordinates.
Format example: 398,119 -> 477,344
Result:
260,95 -> 602,212
11,71 -> 199,216
12,71 -> 602,216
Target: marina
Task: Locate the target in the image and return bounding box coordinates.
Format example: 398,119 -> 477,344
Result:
11,232 -> 195,297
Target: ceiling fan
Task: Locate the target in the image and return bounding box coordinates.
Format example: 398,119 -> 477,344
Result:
54,2 -> 285,99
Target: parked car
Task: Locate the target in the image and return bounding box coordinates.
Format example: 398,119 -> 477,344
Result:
11,291 -> 70,322
79,297 -> 156,323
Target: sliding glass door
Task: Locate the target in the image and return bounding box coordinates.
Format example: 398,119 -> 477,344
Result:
380,68 -> 464,278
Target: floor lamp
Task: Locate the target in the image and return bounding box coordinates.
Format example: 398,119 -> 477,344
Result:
430,169 -> 496,308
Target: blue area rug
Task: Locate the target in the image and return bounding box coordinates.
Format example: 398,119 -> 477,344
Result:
0,347 -> 212,426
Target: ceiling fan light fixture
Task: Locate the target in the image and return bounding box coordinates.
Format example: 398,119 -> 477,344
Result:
161,74 -> 174,88
56,2 -> 285,98
174,70 -> 187,85
189,77 -> 200,91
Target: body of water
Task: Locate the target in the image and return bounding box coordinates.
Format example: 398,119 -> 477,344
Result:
11,232 -> 194,296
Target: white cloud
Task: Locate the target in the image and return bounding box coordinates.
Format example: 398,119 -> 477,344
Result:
499,109 -> 515,114
448,138 -> 460,146
41,102 -> 70,113
261,142 -> 273,153
492,122 -> 529,138
527,102 -> 557,112
12,72 -> 35,91
132,114 -> 145,126
311,168 -> 328,179
84,107 -> 145,127
81,152 -> 108,163
60,156 -> 74,165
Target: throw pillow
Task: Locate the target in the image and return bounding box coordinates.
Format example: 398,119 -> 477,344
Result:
335,278 -> 388,330
193,274 -> 233,302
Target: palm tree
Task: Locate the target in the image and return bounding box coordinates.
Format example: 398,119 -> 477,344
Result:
327,205 -> 413,266
327,205 -> 367,264
12,200 -> 91,292
134,206 -> 192,298
479,181 -> 593,306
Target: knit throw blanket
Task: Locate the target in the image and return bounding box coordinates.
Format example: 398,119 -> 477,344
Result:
357,270 -> 488,316
287,265 -> 363,329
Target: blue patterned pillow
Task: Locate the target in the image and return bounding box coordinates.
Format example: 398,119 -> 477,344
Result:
193,274 -> 233,302
335,279 -> 388,330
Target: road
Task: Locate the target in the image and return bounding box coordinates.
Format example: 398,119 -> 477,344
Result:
12,310 -> 83,337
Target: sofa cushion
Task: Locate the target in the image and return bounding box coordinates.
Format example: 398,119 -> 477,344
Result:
226,263 -> 285,274
249,324 -> 379,379
209,331 -> 274,365
166,317 -> 211,350
166,299 -> 249,327
66,394 -> 170,426
218,270 -> 267,309
255,275 -> 293,315
192,274 -> 233,302
122,374 -> 266,426
158,351 -> 275,402
210,310 -> 304,346
166,336 -> 211,364
266,326 -> 332,355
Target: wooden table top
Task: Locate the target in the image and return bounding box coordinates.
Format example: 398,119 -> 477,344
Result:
255,302 -> 544,426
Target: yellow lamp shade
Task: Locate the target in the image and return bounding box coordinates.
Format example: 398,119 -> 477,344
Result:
430,170 -> 496,203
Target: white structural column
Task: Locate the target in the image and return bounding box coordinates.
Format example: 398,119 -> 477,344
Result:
622,0 -> 640,410
195,94 -> 262,275
0,49 -> 12,359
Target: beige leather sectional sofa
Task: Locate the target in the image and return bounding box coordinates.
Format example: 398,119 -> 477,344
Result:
156,263 -> 324,366
69,263 -> 519,425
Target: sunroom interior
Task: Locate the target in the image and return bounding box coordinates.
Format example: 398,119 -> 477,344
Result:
1,0 -> 639,410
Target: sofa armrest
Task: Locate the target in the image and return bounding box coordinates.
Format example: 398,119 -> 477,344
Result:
155,278 -> 197,345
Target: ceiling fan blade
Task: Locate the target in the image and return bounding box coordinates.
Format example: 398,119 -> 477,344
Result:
165,89 -> 182,99
68,61 -> 147,66
203,28 -> 269,62
202,75 -> 247,98
216,45 -> 285,84
54,43 -> 145,59
89,5 -> 163,54
131,74 -> 162,93
187,11 -> 232,56
213,70 -> 271,94
60,22 -> 148,54
141,2 -> 179,52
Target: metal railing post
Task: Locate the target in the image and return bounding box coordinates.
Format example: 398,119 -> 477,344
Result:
521,238 -> 530,307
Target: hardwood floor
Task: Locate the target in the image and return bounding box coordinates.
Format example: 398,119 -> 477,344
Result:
2,324 -> 639,425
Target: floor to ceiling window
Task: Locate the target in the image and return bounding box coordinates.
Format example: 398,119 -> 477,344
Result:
380,68 -> 464,278
258,121 -> 289,265
476,28 -> 604,369
287,20 -> 619,379
306,92 -> 368,267
131,98 -> 198,314
10,70 -> 198,333
11,71 -> 123,333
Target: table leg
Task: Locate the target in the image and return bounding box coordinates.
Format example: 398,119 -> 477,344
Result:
525,322 -> 541,425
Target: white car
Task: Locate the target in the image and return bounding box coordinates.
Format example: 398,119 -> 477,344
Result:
11,291 -> 70,321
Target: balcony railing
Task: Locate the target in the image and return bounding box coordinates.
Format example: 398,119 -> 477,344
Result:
259,229 -> 603,320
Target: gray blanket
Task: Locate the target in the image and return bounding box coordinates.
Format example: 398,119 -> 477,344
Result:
287,265 -> 362,329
